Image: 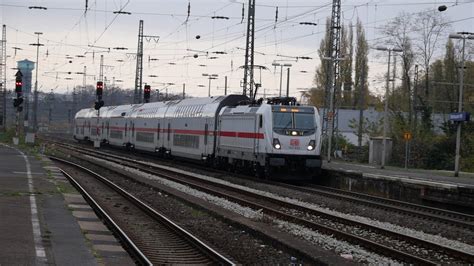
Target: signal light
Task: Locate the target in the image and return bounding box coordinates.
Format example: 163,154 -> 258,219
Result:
96,81 -> 104,97
144,85 -> 151,103
15,81 -> 22,94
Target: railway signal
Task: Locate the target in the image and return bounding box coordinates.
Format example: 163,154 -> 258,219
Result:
14,71 -> 24,112
95,81 -> 104,110
96,81 -> 104,97
144,84 -> 151,103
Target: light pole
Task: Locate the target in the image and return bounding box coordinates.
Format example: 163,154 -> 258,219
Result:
30,32 -> 43,132
376,46 -> 403,169
449,32 -> 474,177
271,62 -> 292,97
202,73 -> 218,97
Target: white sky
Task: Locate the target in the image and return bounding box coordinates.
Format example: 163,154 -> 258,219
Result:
1,0 -> 473,99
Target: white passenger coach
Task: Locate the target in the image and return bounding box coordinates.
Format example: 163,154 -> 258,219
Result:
74,95 -> 322,178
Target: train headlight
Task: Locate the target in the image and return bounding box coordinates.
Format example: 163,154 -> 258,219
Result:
291,130 -> 298,136
273,138 -> 281,150
307,140 -> 315,151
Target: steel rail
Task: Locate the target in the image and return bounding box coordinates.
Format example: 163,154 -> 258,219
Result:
58,147 -> 474,265
50,156 -> 235,266
50,142 -> 474,263
57,167 -> 151,266
51,140 -> 474,229
281,183 -> 474,230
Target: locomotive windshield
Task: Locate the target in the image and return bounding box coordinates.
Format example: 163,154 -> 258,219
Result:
294,113 -> 315,130
273,112 -> 293,129
272,107 -> 315,132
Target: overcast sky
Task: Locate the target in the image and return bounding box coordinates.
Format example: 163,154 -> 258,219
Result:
1,0 -> 473,100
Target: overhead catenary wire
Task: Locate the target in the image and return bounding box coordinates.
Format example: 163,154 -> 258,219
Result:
2,0 -> 473,96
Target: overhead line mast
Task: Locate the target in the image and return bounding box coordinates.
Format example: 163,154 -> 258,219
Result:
0,25 -> 6,131
134,20 -> 144,104
134,20 -> 160,104
243,0 -> 256,99
323,0 -> 343,163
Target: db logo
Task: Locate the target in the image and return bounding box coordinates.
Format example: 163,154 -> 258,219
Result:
290,139 -> 300,146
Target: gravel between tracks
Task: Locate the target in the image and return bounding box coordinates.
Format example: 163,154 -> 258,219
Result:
71,144 -> 474,245
89,155 -> 411,264
64,155 -> 312,264
90,155 -> 474,256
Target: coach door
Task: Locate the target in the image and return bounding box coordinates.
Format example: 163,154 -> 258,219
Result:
255,114 -> 263,153
166,120 -> 171,150
203,121 -> 209,156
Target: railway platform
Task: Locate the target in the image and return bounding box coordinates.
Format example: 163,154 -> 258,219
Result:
0,144 -> 134,265
321,160 -> 474,210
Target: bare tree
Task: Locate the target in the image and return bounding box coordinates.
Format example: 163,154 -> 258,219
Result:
412,10 -> 449,101
381,12 -> 415,122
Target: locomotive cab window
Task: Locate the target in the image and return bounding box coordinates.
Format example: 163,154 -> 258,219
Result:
273,112 -> 293,130
272,108 -> 316,135
294,113 -> 315,130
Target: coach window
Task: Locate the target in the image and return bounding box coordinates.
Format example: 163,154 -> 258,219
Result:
157,123 -> 160,141
167,123 -> 171,141
259,115 -> 263,128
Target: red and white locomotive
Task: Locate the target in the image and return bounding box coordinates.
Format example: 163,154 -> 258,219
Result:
74,95 -> 322,178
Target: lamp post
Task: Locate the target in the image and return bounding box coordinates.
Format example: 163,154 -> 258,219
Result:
30,32 -> 43,132
271,62 -> 292,97
202,73 -> 218,97
376,46 -> 403,169
449,32 -> 474,177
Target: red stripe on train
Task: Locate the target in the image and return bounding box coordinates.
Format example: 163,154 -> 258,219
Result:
87,126 -> 264,139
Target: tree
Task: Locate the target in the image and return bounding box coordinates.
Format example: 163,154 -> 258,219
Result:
381,12 -> 415,120
340,23 -> 354,108
412,9 -> 449,102
442,39 -> 458,114
310,18 -> 332,108
353,19 -> 368,109
353,19 -> 369,151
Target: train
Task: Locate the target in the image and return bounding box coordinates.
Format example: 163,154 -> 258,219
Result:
74,95 -> 323,179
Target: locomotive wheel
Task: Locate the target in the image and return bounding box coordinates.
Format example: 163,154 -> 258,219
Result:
255,163 -> 265,179
263,165 -> 272,180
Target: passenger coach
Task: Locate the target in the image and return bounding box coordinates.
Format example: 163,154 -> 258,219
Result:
74,95 -> 322,179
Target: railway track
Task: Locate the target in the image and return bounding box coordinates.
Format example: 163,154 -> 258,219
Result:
280,182 -> 474,231
50,156 -> 234,266
50,143 -> 474,264
48,139 -> 474,230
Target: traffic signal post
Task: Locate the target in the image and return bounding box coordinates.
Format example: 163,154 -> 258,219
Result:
144,84 -> 151,103
13,70 -> 23,145
94,81 -> 104,148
